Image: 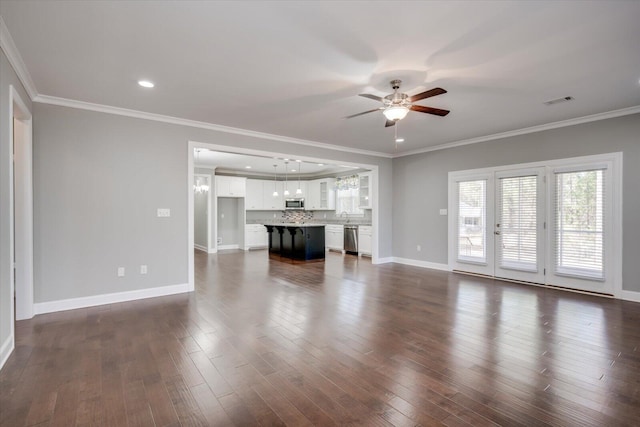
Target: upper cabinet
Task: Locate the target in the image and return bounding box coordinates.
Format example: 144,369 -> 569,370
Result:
305,178 -> 335,210
246,179 -> 284,210
263,180 -> 284,210
216,176 -> 246,197
245,179 -> 264,210
358,172 -> 372,209
318,178 -> 336,210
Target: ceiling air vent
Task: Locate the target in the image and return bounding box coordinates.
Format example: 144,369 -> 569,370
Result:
544,96 -> 574,106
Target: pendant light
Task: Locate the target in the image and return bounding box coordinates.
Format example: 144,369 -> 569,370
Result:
272,164 -> 279,197
296,160 -> 303,195
283,161 -> 290,196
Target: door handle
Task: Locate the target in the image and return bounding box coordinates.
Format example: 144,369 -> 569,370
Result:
494,231 -> 501,235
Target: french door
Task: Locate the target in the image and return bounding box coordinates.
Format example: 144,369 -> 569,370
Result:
450,155 -> 618,295
494,169 -> 546,284
451,168 -> 545,283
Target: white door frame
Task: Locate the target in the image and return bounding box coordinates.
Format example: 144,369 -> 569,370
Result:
187,140 -> 381,292
10,85 -> 34,321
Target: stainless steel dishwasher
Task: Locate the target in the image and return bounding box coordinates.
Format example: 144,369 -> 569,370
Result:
344,225 -> 358,255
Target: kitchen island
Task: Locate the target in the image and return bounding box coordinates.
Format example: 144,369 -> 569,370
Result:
264,224 -> 325,262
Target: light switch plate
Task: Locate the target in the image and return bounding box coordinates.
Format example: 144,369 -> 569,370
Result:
117,267 -> 125,277
439,209 -> 448,215
140,265 -> 147,275
157,208 -> 170,217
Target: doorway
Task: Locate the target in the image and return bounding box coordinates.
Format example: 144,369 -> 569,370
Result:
10,86 -> 34,322
449,153 -> 621,296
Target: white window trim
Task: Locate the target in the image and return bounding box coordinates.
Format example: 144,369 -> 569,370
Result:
448,152 -> 622,298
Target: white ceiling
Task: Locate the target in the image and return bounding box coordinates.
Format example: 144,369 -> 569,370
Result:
2,1 -> 639,155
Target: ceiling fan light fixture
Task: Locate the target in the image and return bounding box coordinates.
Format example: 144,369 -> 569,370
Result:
383,105 -> 409,121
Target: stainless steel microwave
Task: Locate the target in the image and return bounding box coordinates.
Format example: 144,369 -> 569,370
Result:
285,198 -> 305,210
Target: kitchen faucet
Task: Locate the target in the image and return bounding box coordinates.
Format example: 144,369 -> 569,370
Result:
340,211 -> 350,223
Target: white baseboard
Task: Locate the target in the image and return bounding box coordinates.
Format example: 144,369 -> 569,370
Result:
194,244 -> 208,252
391,257 -> 451,272
33,283 -> 191,315
208,248 -> 217,254
619,290 -> 640,303
218,244 -> 240,250
374,257 -> 394,264
0,333 -> 14,371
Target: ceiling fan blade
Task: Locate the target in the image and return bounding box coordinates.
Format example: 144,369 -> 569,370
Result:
359,93 -> 385,102
385,119 -> 396,127
410,104 -> 450,116
409,87 -> 447,103
344,108 -> 383,119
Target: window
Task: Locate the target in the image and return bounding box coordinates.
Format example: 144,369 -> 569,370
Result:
554,169 -> 605,280
335,175 -> 363,216
457,180 -> 486,262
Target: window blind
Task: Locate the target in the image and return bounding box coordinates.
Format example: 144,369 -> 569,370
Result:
457,180 -> 486,262
497,176 -> 538,271
554,169 -> 605,280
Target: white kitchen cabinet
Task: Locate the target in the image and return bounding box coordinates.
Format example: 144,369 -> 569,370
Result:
305,178 -> 335,210
318,178 -> 336,210
216,176 -> 246,197
358,172 -> 372,209
245,179 -> 264,210
358,226 -> 372,256
263,180 -> 284,210
244,224 -> 268,249
325,224 -> 344,252
306,180 -> 321,210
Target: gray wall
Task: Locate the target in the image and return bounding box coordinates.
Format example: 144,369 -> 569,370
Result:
0,48 -> 32,353
392,113 -> 640,292
32,103 -> 393,303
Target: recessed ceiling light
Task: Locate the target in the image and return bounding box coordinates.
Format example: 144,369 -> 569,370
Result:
284,158 -> 289,161
138,80 -> 155,88
245,166 -> 252,169
317,163 -> 324,166
291,169 -> 297,172
295,160 -> 302,163
395,138 -> 405,143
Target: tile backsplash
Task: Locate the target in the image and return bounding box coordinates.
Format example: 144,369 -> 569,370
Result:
246,210 -> 371,225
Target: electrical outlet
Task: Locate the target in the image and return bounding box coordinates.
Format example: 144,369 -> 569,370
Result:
273,213 -> 276,218
117,267 -> 125,277
439,209 -> 448,215
323,213 -> 327,218
157,208 -> 170,217
417,245 -> 421,252
217,237 -> 222,244
140,265 -> 147,275
221,213 -> 225,219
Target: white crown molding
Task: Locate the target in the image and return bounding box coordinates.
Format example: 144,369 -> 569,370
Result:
393,105 -> 640,158
0,15 -> 38,100
33,94 -> 393,159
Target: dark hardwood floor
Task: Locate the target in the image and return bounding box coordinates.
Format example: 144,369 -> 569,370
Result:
2,250 -> 640,426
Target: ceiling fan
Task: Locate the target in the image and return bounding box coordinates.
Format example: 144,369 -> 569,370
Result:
346,79 -> 450,127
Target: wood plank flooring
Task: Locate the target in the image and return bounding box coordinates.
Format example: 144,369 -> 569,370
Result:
2,250 -> 640,426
